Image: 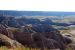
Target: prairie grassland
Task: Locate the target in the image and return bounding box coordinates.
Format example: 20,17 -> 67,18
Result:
0,47 -> 60,50
0,46 -> 41,50
0,46 -> 74,50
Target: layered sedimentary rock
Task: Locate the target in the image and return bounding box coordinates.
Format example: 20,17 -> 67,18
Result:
0,24 -> 72,50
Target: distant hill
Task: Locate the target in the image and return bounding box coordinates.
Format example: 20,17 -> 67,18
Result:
0,10 -> 75,16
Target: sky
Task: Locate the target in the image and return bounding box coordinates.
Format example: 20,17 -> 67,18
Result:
0,0 -> 75,12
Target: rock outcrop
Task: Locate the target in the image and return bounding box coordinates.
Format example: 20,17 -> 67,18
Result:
0,33 -> 24,48
0,24 -> 72,50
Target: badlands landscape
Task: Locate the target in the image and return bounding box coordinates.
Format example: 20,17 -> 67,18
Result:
0,11 -> 75,50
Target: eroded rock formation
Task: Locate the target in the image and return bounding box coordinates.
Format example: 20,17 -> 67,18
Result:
0,24 -> 72,50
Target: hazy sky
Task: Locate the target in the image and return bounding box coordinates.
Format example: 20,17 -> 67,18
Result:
0,0 -> 75,12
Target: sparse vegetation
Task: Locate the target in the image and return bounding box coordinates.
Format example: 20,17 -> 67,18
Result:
0,12 -> 75,50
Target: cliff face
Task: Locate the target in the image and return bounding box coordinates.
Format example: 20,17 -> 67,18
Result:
0,24 -> 72,50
